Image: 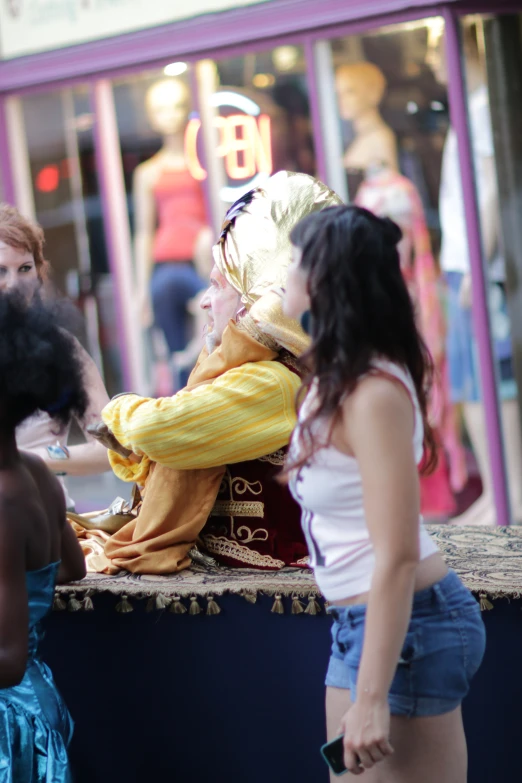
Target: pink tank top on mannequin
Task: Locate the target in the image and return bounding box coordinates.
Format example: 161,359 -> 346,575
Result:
152,169 -> 207,262
289,360 -> 438,602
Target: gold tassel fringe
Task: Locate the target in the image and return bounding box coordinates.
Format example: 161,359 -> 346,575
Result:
115,595 -> 133,613
53,594 -> 66,611
189,595 -> 202,615
67,593 -> 82,612
271,594 -> 284,614
206,595 -> 221,615
82,592 -> 94,611
304,594 -> 321,615
479,593 -> 494,611
291,594 -> 305,614
156,594 -> 171,611
170,596 -> 187,614
243,592 -> 257,604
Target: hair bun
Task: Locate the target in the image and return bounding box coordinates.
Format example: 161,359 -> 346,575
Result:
381,217 -> 403,247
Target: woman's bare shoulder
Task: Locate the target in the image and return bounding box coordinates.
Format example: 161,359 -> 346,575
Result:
342,373 -> 414,428
18,452 -> 64,510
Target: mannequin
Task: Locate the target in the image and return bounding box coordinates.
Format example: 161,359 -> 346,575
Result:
335,62 -> 399,174
133,77 -> 212,387
356,163 -> 468,520
334,61 -> 466,520
429,27 -> 522,525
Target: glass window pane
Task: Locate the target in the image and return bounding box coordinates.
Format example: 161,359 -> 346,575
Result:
318,19 -> 493,524
112,65 -> 213,395
196,45 -> 317,216
462,14 -> 522,524
12,87 -> 123,396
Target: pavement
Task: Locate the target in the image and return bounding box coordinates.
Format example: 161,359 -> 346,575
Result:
65,471 -> 132,513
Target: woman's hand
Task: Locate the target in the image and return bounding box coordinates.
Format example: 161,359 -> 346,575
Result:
340,698 -> 394,774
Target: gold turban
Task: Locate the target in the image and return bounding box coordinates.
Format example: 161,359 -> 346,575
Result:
213,171 -> 342,356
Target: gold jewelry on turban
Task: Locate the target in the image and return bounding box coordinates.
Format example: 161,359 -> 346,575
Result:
213,171 -> 342,356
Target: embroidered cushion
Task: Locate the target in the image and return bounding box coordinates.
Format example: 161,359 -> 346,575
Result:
200,448 -> 308,570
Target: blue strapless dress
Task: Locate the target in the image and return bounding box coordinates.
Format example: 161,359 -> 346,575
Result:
0,563 -> 73,782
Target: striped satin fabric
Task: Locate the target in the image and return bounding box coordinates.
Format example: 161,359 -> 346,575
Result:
103,360 -> 301,483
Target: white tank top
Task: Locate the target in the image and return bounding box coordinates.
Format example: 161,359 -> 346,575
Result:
289,360 -> 438,602
16,413 -> 74,510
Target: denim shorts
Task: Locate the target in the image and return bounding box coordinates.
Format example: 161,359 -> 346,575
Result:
325,570 -> 486,717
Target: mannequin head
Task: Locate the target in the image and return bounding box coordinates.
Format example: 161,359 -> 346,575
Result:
145,77 -> 190,137
335,62 -> 387,121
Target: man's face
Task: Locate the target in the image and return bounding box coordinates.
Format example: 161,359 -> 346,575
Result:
200,265 -> 241,353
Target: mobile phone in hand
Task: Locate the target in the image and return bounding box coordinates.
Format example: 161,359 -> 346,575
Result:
321,735 -> 347,776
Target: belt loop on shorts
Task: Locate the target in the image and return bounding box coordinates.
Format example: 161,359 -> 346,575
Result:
432,582 -> 447,610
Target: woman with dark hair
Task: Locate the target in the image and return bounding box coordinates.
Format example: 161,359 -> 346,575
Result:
0,291 -> 87,782
284,205 -> 485,782
0,203 -> 110,510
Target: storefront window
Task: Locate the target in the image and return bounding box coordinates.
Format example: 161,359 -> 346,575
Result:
5,13 -> 520,525
315,19 -> 494,524
6,87 -> 123,395
461,13 -> 522,524
110,49 -> 317,394
112,66 -> 213,395
195,45 -> 316,216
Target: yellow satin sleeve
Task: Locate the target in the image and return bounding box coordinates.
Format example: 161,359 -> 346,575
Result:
102,361 -> 300,481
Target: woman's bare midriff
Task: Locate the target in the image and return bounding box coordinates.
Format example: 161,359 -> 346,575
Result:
331,552 -> 449,607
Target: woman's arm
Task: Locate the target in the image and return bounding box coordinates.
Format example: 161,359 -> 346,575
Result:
44,468 -> 86,584
339,376 -> 420,773
57,521 -> 87,584
43,467 -> 86,584
0,489 -> 28,688
29,341 -> 111,477
63,343 -> 111,475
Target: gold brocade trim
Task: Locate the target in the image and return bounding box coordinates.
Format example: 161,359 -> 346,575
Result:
202,534 -> 286,569
210,500 -> 264,518
278,350 -> 304,375
219,472 -> 263,497
237,314 -> 279,352
258,450 -> 285,466
211,468 -> 267,543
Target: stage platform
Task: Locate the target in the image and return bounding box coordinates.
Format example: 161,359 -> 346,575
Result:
42,526 -> 522,783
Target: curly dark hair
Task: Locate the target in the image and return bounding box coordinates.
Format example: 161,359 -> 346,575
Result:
0,291 -> 88,431
287,204 -> 437,473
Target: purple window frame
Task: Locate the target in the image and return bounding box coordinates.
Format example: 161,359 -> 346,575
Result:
0,0 -> 519,524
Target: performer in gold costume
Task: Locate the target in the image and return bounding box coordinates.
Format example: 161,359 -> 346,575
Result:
83,171 -> 341,574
